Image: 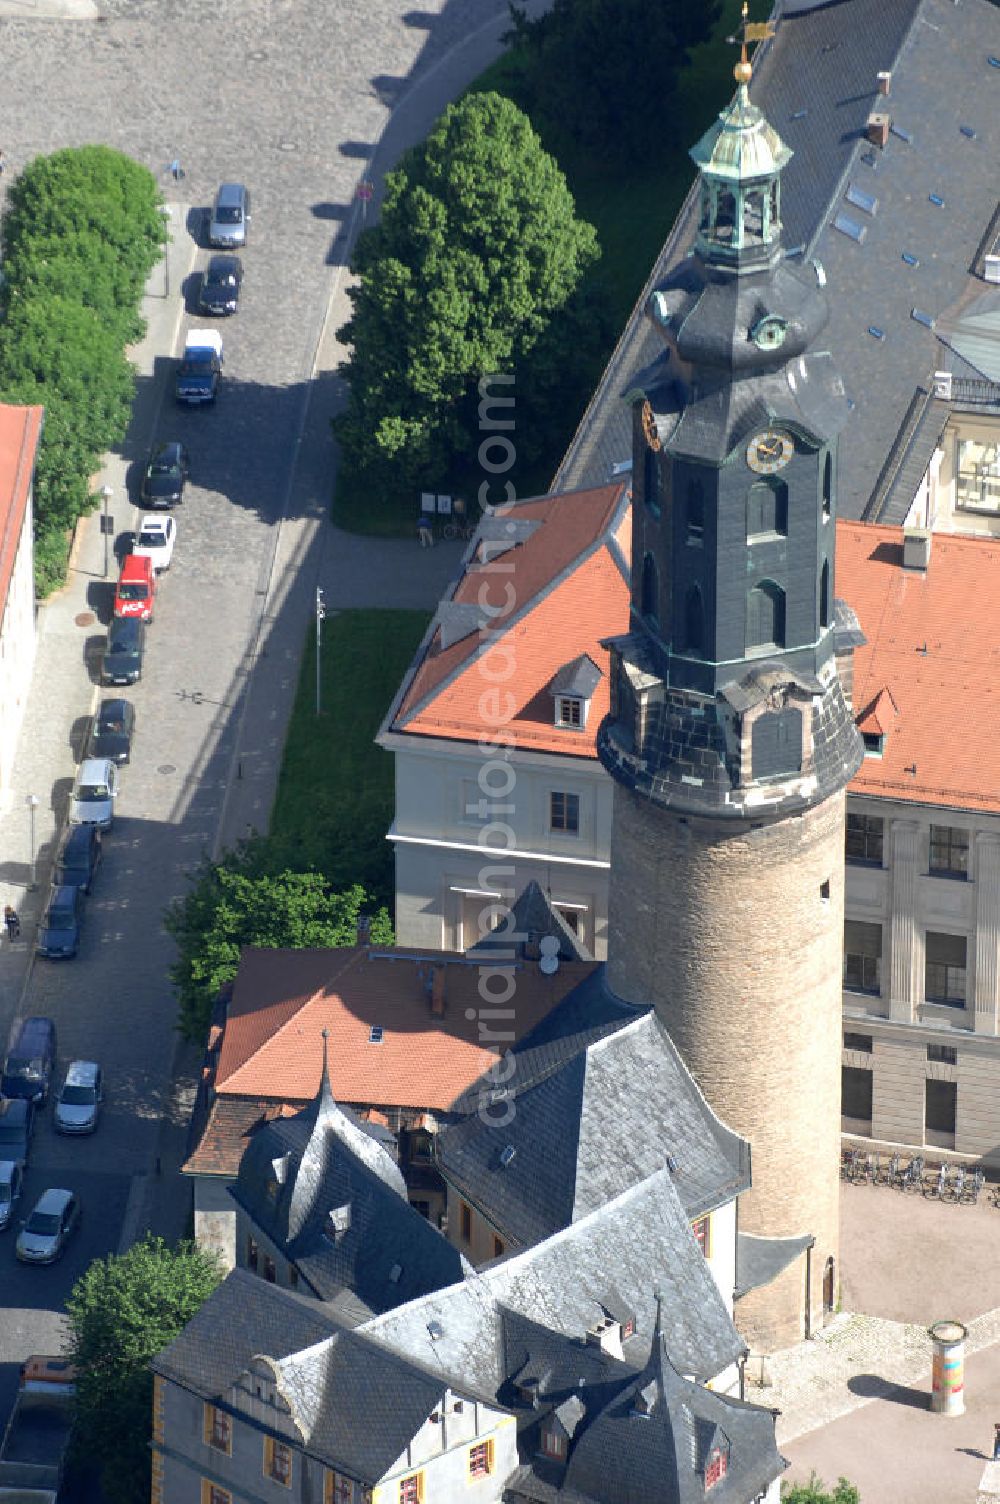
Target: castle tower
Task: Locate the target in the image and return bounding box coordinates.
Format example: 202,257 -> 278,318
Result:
598,32 -> 864,1350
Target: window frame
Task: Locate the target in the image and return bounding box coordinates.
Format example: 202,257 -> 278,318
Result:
326,1471 -> 354,1504
247,1235 -> 258,1273
691,1215 -> 711,1258
705,1447 -> 729,1490
928,825 -> 970,881
845,812 -> 884,866
555,695 -> 585,730
399,1473 -> 424,1504
468,1440 -> 495,1479
264,1434 -> 293,1487
203,1402 -> 232,1456
925,931 -> 967,1007
460,1201 -> 472,1244
201,1484 -> 232,1504
541,1427 -> 567,1460
844,919 -> 882,995
549,791 -> 581,835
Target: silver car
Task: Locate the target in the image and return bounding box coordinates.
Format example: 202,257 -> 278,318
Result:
16,1188 -> 80,1264
208,182 -> 250,247
0,1160 -> 24,1231
69,757 -> 119,830
54,1061 -> 103,1135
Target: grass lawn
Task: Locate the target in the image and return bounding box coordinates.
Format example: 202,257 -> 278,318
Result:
267,608 -> 431,908
332,0 -> 753,535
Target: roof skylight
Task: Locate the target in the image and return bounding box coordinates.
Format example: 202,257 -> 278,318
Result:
890,123 -> 913,143
833,213 -> 866,244
901,252 -> 920,267
846,184 -> 878,216
929,193 -> 945,208
369,1025 -> 384,1044
868,326 -> 886,341
911,308 -> 935,329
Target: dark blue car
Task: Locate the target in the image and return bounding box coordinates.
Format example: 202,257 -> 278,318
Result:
54,824 -> 102,894
35,886 -> 83,960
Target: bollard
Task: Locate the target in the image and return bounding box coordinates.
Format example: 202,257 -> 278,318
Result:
928,1319 -> 967,1415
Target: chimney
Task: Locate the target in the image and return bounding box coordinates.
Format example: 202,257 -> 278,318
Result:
585,1316 -> 624,1360
932,370 -> 953,400
430,966 -> 446,1016
866,112 -> 890,148
356,912 -> 371,947
876,70 -> 891,95
902,528 -> 932,572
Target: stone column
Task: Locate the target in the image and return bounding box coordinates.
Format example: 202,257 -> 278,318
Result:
888,820 -> 920,1022
973,833 -> 1000,1035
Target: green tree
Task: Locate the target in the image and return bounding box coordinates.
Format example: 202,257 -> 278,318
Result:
335,91 -> 599,493
506,0 -> 721,162
166,854 -> 393,1042
783,1476 -> 861,1504
66,1236 -> 221,1504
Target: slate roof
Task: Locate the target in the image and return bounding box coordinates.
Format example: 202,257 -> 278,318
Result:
364,1168 -> 746,1389
381,482 -> 630,757
231,1085 -> 466,1313
183,1095 -> 303,1178
437,1012 -> 750,1247
151,1270 -> 480,1483
213,945 -> 590,1110
468,879 -> 592,965
838,520 -> 1000,814
0,404 -> 43,623
553,0 -> 1000,525
507,1311 -> 785,1504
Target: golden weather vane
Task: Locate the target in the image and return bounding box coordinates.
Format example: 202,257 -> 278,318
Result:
728,1 -> 776,85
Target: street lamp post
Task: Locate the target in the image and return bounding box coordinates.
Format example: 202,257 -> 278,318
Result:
100,484 -> 113,579
25,793 -> 38,891
315,587 -> 326,717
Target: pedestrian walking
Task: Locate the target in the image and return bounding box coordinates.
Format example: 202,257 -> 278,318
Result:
0,150 -> 7,177
4,905 -> 20,941
993,1422 -> 1000,1461
169,158 -> 183,182
418,514 -> 434,548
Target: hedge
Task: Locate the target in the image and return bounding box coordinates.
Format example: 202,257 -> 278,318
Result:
0,146 -> 167,596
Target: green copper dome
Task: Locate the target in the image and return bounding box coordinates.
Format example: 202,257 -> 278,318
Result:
690,85 -> 792,184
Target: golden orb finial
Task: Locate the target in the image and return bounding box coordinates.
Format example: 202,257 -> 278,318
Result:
734,58 -> 753,84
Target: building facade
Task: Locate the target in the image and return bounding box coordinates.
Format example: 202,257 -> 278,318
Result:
0,405 -> 43,801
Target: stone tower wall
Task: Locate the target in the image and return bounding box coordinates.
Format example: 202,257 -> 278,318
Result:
606,784 -> 845,1352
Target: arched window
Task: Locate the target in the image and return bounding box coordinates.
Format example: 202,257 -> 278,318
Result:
820,559 -> 830,629
769,181 -> 780,229
746,581 -> 785,651
644,445 -> 660,517
687,478 -> 705,539
746,479 -> 788,539
744,190 -> 764,241
683,585 -> 705,655
640,552 -> 659,627
822,451 -> 833,518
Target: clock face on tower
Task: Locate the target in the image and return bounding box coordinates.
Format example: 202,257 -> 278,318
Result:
746,428 -> 794,475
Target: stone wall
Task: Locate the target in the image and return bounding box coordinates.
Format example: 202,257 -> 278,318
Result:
607,785 -> 846,1351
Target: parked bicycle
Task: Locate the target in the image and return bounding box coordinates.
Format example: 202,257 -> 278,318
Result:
902,1154 -> 926,1193
965,1167 -> 985,1204
941,1165 -> 966,1204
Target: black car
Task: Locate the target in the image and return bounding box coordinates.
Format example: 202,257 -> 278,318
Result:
199,254 -> 243,315
88,698 -> 135,765
0,1099 -> 34,1165
140,441 -> 189,508
102,618 -> 145,686
54,825 -> 102,894
36,885 -> 83,960
2,1017 -> 57,1104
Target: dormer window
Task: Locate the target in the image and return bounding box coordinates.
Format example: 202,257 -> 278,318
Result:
705,1445 -> 729,1490
541,1426 -> 567,1460
556,695 -> 585,729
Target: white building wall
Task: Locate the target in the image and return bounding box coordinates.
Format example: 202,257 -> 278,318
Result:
0,494 -> 35,797
390,739 -> 612,956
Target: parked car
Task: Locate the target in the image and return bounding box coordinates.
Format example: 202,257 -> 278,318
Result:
199,253 -> 243,315
132,515 -> 176,573
140,441 -> 189,508
0,1100 -> 34,1164
88,699 -> 135,766
54,825 -> 102,894
175,329 -> 223,404
1,1018 -> 57,1104
0,1160 -> 24,1231
208,182 -> 250,248
16,1188 -> 81,1264
69,757 -> 119,830
53,1062 -> 103,1136
113,553 -> 156,623
36,885 -> 83,960
102,618 -> 145,686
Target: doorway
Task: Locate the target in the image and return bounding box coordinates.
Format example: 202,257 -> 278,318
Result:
823,1256 -> 836,1316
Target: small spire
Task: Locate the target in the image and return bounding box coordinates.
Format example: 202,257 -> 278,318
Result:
318,1027 -> 334,1109
729,2 -> 775,87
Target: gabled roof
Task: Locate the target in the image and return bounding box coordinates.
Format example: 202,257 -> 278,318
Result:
837,521 -> 1000,812
382,482 -> 630,757
364,1167 -> 745,1391
468,879 -> 591,964
0,404 -> 43,622
212,945 -> 593,1111
437,1011 -> 750,1247
231,1091 -> 465,1313
151,1270 -> 484,1483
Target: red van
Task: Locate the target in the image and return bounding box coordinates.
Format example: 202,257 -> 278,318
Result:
113,554 -> 156,623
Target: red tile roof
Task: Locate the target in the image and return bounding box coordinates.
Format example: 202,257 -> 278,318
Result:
214,946 -> 595,1111
390,483 -> 630,757
837,522 -> 1000,813
0,405 -> 43,622
184,1097 -> 303,1177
